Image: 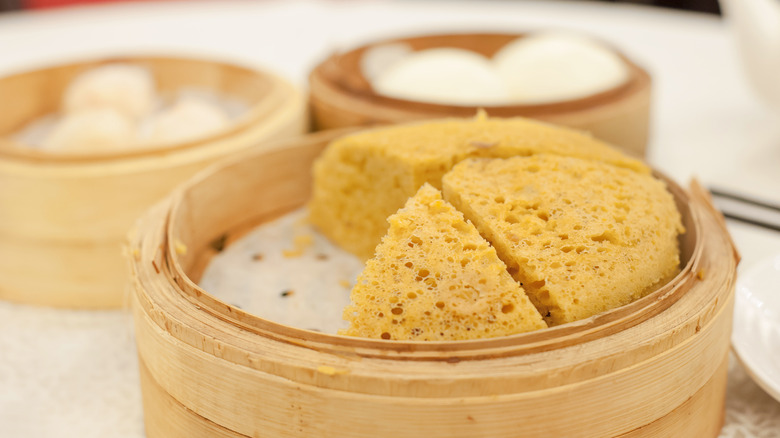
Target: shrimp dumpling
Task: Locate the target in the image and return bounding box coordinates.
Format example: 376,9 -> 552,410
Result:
63,64 -> 156,119
41,108 -> 135,152
145,97 -> 230,144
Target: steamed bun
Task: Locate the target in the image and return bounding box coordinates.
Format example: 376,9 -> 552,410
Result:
373,48 -> 510,106
493,32 -> 630,104
360,43 -> 414,82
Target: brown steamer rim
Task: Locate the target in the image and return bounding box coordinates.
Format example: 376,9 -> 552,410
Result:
310,32 -> 651,121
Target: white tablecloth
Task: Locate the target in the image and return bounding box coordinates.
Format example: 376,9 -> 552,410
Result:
1,1 -> 778,436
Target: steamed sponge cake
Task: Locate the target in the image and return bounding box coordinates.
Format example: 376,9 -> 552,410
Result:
442,155 -> 684,325
310,116 -> 648,260
341,184 -> 547,340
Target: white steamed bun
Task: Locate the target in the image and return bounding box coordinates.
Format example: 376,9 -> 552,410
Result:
373,48 -> 510,106
493,32 -> 630,104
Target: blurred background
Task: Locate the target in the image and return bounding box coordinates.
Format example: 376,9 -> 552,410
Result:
2,0 -> 779,437
0,0 -> 724,14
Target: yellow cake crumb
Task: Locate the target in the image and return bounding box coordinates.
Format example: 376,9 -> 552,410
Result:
282,249 -> 302,258
316,365 -> 349,376
295,234 -> 313,248
442,155 -> 684,325
310,116 -> 648,260
173,239 -> 187,255
282,234 -> 314,258
340,184 -> 546,341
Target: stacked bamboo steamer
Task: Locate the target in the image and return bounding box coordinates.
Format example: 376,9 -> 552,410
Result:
129,129 -> 739,437
309,33 -> 652,157
0,56 -> 306,308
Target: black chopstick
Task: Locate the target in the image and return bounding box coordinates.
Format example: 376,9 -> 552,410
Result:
720,212 -> 780,233
709,187 -> 780,213
709,187 -> 780,233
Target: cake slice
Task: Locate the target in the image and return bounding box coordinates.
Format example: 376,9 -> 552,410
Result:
340,184 -> 546,341
442,155 -> 684,325
310,115 -> 649,260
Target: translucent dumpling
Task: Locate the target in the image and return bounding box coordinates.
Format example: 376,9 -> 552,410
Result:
144,97 -> 230,144
63,64 -> 156,120
41,108 -> 135,152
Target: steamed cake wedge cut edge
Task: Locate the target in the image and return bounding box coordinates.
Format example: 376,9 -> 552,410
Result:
340,184 -> 547,341
309,115 -> 649,260
442,154 -> 684,326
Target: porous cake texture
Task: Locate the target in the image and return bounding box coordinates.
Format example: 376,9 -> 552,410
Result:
442,155 -> 684,325
310,116 -> 648,260
341,184 -> 547,340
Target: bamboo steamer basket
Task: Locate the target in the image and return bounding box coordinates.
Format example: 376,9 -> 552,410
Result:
129,130 -> 738,437
0,56 -> 306,308
309,33 -> 651,157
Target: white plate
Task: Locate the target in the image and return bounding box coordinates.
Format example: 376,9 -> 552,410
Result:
732,253 -> 780,403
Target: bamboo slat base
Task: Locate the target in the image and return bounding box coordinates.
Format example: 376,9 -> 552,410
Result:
137,354 -> 729,438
